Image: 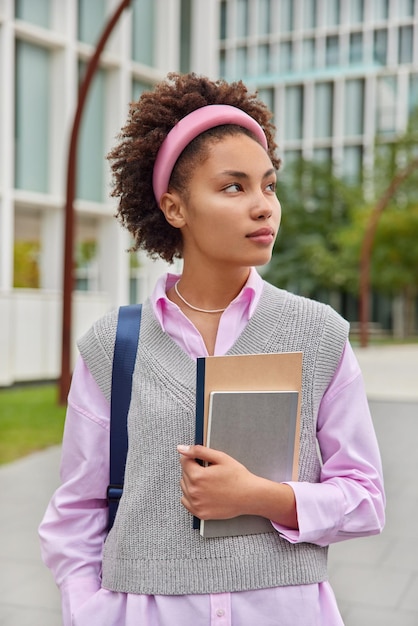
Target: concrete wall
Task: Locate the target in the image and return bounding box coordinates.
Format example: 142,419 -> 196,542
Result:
0,290 -> 110,386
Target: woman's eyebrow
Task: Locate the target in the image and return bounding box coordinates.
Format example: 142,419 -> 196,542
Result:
217,168 -> 276,179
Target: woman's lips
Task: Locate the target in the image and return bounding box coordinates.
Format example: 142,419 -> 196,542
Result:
246,228 -> 275,245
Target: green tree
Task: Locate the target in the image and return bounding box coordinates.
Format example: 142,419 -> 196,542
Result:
264,158 -> 361,297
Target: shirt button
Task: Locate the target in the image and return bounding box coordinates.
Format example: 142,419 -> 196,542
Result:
216,608 -> 225,617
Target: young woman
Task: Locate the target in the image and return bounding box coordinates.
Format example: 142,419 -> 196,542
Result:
39,72 -> 385,626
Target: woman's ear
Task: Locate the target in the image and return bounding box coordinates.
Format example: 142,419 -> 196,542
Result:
159,191 -> 186,229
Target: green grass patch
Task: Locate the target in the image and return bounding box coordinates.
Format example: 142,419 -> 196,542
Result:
0,384 -> 65,465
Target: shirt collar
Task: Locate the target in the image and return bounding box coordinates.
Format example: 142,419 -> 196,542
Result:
150,267 -> 264,331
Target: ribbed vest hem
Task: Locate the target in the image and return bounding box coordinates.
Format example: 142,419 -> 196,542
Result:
101,547 -> 328,596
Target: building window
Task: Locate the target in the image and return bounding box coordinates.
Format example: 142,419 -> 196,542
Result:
258,0 -> 271,35
77,64 -> 105,202
325,0 -> 340,26
258,88 -> 274,114
220,0 -> 227,39
350,32 -> 363,64
302,0 -> 317,29
180,0 -> 192,73
302,38 -> 315,70
313,148 -> 332,163
258,44 -> 270,75
372,0 -> 389,20
15,41 -> 50,193
314,82 -> 333,138
132,80 -> 152,101
15,0 -> 50,27
345,79 -> 364,136
326,36 -> 339,66
236,46 -> 248,77
279,40 -> 292,73
237,0 -> 249,38
342,146 -> 363,185
132,0 -> 155,66
284,85 -> 303,140
376,75 -> 397,134
279,0 -> 293,33
348,0 -> 364,23
398,26 -> 413,65
77,0 -> 105,45
220,49 -> 227,77
374,29 -> 387,65
395,0 -> 414,18
409,74 -> 418,113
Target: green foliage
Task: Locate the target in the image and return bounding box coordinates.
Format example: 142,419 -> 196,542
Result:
265,158 -> 361,296
0,384 -> 65,464
76,239 -> 97,267
13,241 -> 40,288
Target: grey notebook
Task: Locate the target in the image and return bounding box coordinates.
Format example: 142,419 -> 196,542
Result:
201,390 -> 299,538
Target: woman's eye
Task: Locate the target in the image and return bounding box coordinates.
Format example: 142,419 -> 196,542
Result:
266,181 -> 277,192
224,183 -> 242,193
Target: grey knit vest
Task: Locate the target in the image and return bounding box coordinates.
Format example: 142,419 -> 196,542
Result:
78,281 -> 349,595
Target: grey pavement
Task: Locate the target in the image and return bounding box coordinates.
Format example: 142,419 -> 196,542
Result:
0,344 -> 417,625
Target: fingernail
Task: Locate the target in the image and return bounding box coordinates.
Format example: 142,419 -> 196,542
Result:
177,444 -> 191,454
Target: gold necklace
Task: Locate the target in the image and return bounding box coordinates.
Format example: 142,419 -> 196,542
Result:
174,281 -> 227,314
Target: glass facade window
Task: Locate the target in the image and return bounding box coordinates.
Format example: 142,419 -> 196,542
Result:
302,38 -> 315,70
372,0 -> 389,20
236,46 -> 248,77
237,0 -> 249,38
350,32 -> 363,64
376,75 -> 397,134
409,74 -> 418,113
283,149 -> 302,166
279,0 -> 293,33
258,0 -> 271,35
326,36 -> 339,66
314,82 -> 333,138
258,44 -> 270,75
348,0 -> 363,23
220,49 -> 227,77
345,79 -> 364,135
302,0 -> 317,29
132,80 -> 152,102
313,148 -> 332,163
342,146 -> 363,184
77,0 -> 105,45
132,0 -> 155,66
395,0 -> 414,18
220,0 -> 227,39
15,40 -> 50,193
374,29 -> 387,64
15,0 -> 50,28
284,85 -> 303,140
398,26 -> 413,65
279,41 -> 292,73
180,0 -> 192,73
325,0 -> 340,26
77,64 -> 105,202
258,88 -> 274,113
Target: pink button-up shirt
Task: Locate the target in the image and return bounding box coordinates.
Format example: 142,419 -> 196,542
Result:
39,269 -> 385,626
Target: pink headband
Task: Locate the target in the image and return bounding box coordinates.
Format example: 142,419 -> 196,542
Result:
152,104 -> 268,203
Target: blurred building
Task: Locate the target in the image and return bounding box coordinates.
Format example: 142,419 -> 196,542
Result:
1,0 -> 417,385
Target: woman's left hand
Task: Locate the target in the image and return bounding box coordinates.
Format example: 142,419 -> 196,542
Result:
177,444 -> 298,529
177,444 -> 256,520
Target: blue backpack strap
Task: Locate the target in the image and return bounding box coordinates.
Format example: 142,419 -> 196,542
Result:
107,303 -> 142,531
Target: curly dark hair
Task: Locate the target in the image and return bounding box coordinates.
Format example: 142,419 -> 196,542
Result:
108,72 -> 280,263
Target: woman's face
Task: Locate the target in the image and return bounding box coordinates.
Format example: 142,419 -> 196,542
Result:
175,133 -> 281,271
